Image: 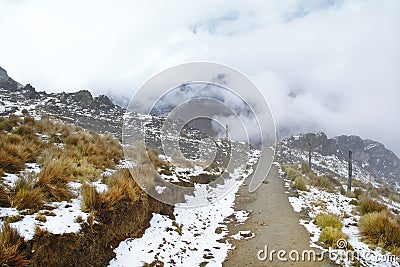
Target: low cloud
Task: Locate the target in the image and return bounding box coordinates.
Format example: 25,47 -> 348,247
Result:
0,0 -> 399,155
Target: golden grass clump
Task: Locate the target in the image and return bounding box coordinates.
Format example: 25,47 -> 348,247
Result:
0,185 -> 10,207
310,175 -> 339,193
358,197 -> 387,215
301,161 -> 311,174
0,142 -> 31,173
281,164 -> 298,180
294,175 -> 308,191
10,175 -> 44,210
318,227 -> 348,249
81,184 -> 100,212
97,169 -> 146,211
359,211 -> 400,249
315,213 -> 342,230
36,152 -> 76,202
0,223 -> 29,266
65,131 -> 123,169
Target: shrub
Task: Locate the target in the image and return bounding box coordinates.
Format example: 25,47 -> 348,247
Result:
315,213 -> 342,230
0,223 -> 29,266
318,227 -> 348,249
358,197 -> 386,215
294,176 -> 307,191
359,211 -> 400,249
81,184 -> 100,212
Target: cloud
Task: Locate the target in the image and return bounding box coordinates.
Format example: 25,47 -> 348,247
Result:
0,0 -> 399,155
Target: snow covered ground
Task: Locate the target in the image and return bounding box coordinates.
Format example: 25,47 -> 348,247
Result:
277,161 -> 400,267
109,150 -> 260,266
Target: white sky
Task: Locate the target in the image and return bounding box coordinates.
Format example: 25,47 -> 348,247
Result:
0,0 -> 399,156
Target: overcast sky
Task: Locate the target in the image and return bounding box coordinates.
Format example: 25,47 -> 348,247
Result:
0,0 -> 399,156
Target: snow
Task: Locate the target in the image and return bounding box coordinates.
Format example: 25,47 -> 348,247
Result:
1,198 -> 88,240
109,150 -> 260,266
278,163 -> 400,266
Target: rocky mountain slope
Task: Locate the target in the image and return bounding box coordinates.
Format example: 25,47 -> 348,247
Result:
1,65 -> 399,187
277,132 -> 400,187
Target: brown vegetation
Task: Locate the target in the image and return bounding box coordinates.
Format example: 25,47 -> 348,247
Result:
359,211 -> 400,253
0,223 -> 30,266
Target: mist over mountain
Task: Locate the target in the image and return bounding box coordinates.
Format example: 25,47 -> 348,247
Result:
1,65 -> 399,186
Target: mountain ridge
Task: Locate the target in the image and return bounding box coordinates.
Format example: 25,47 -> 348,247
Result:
1,65 -> 398,186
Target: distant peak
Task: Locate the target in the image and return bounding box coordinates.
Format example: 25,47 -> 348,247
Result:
0,66 -> 9,80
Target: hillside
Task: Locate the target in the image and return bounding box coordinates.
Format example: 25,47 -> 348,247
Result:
1,65 -> 399,266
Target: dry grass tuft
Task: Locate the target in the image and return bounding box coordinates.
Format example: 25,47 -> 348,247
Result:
81,184 -> 100,212
0,223 -> 29,266
359,211 -> 400,249
100,169 -> 144,209
281,164 -> 298,181
294,175 -> 307,191
0,185 -> 10,207
10,174 -> 44,210
301,161 -> 311,174
310,175 -> 340,192
36,150 -> 76,201
318,227 -> 348,249
315,213 -> 342,230
358,197 -> 386,215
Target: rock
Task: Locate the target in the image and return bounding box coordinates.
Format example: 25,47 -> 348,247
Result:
91,94 -> 114,110
24,84 -> 39,99
70,90 -> 93,107
0,66 -> 8,80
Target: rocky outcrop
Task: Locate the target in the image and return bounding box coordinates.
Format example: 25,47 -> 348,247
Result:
0,66 -> 20,92
281,132 -> 400,184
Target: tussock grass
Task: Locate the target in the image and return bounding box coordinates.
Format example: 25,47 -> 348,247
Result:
310,175 -> 340,192
81,184 -> 100,212
0,185 -> 10,207
35,214 -> 47,222
36,151 -> 76,202
301,161 -> 311,174
281,164 -> 298,180
10,175 -> 44,210
294,176 -> 307,191
0,223 -> 29,266
358,197 -> 386,215
389,193 -> 400,203
315,213 -> 342,230
318,227 -> 348,249
359,211 -> 400,250
101,169 -> 143,210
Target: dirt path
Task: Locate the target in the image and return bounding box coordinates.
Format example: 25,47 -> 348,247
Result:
223,165 -> 332,266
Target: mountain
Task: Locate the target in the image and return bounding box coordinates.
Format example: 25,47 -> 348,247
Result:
1,65 -> 399,186
277,132 -> 400,186
0,67 -> 124,139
